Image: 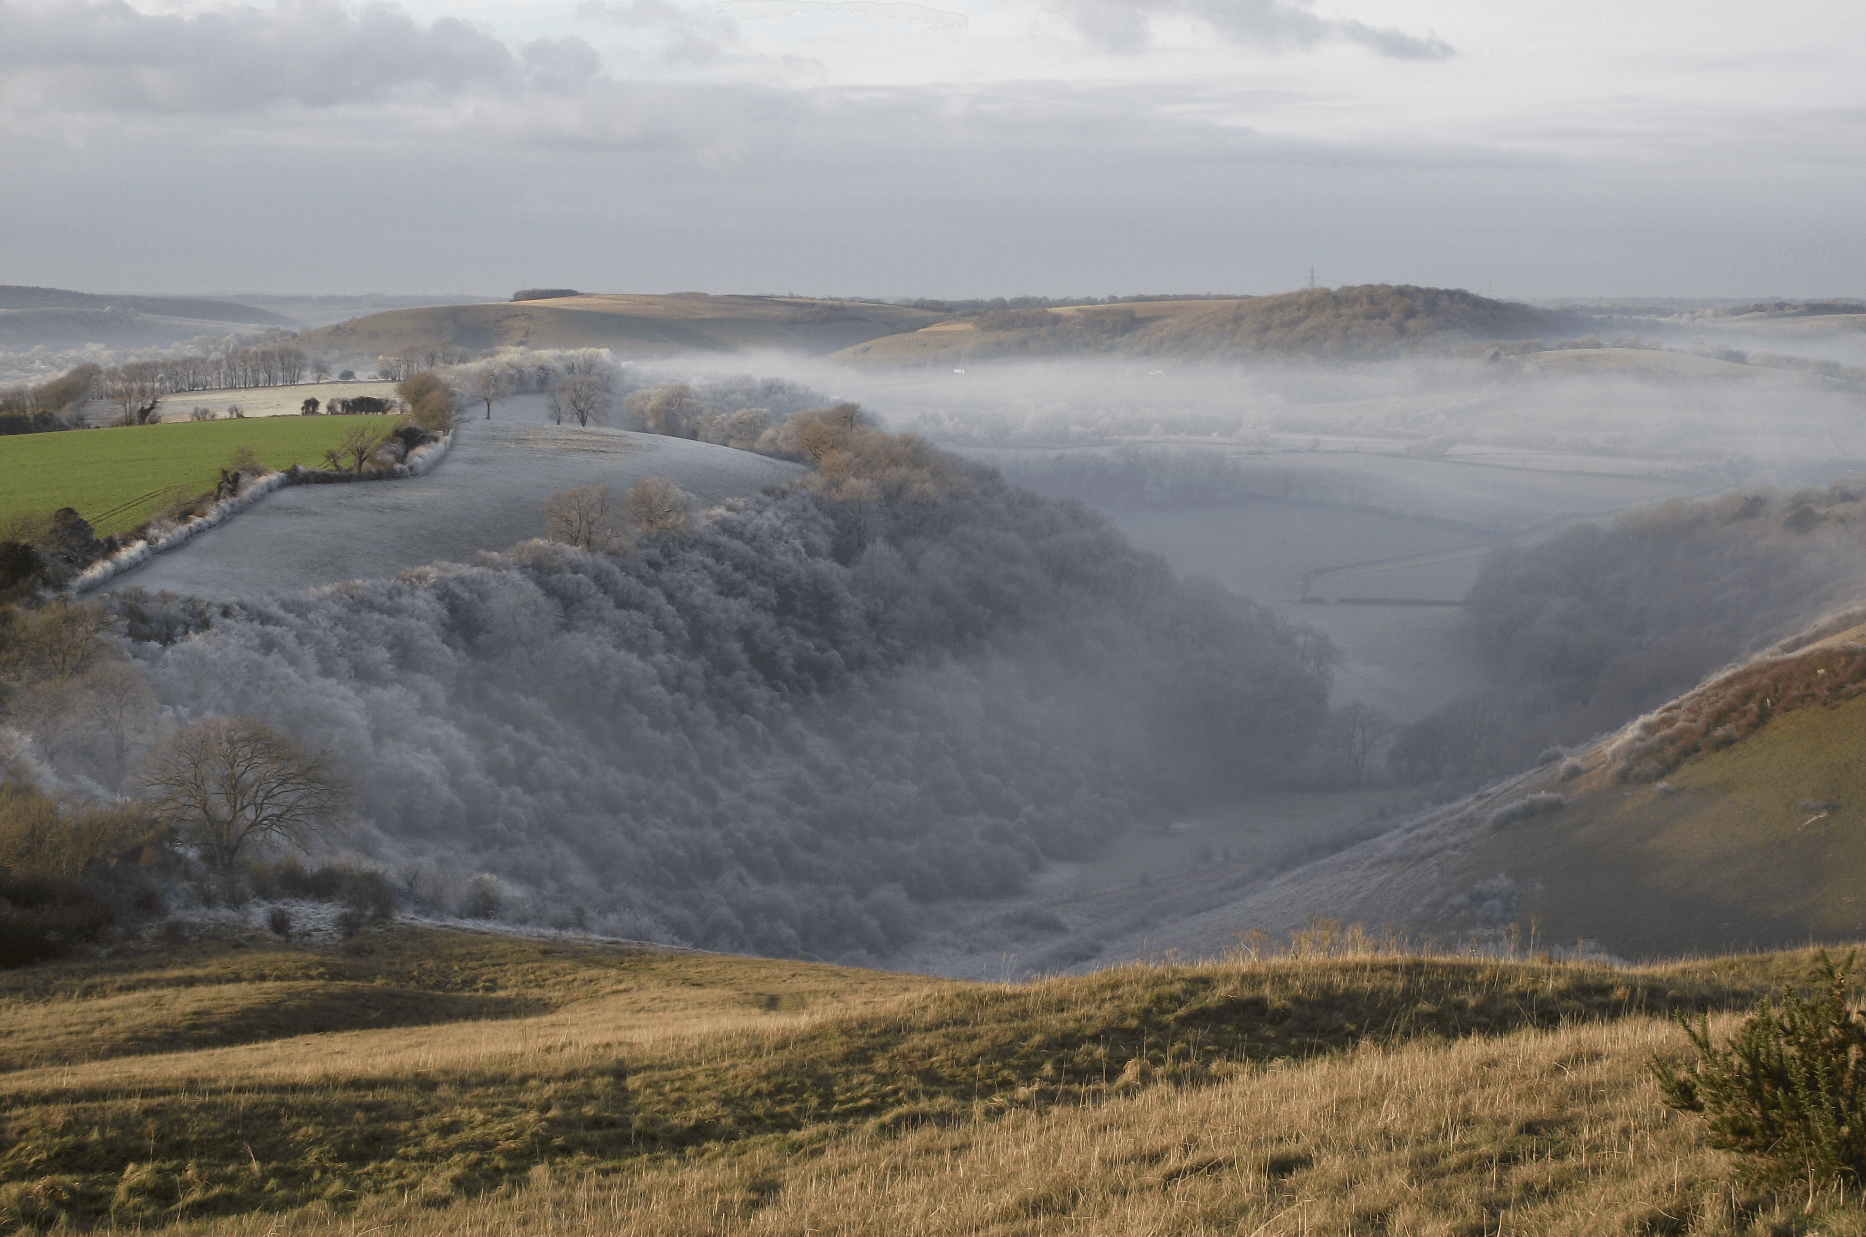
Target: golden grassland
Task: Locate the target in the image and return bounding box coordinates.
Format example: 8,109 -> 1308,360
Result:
0,416 -> 399,538
292,295 -> 943,361
1,923 -> 1859,1233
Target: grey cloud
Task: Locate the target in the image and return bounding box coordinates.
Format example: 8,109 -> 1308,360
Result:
0,0 -> 602,113
1051,0 -> 1453,58
725,1 -> 970,32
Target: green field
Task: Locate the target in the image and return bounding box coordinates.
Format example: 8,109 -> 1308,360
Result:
0,417 -> 395,538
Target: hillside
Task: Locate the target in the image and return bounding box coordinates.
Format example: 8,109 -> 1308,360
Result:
0,923 -> 1853,1234
834,286 -> 1576,367
292,294 -> 944,361
1121,613 -> 1866,965
0,285 -> 297,327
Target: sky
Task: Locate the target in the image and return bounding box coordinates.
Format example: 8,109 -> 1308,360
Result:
0,0 -> 1860,299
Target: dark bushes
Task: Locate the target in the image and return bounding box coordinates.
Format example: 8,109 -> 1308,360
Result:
0,875 -> 116,967
1653,952 -> 1866,1186
249,859 -> 394,921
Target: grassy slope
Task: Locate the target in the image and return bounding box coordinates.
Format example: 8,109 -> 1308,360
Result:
0,926 -> 1852,1234
0,416 -> 398,537
293,295 -> 943,360
834,287 -> 1568,368
0,287 -> 294,326
1432,624 -> 1866,958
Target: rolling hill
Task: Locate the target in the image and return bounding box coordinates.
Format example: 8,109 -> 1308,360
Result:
291,293 -> 945,362
0,285 -> 298,327
833,285 -> 1578,368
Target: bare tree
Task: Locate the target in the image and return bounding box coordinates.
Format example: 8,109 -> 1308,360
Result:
86,660 -> 157,791
1327,701 -> 1395,784
103,363 -> 163,425
627,476 -> 694,539
324,423 -> 392,473
548,372 -> 612,428
142,717 -> 350,899
10,599 -> 118,685
470,366 -> 513,420
544,484 -> 626,551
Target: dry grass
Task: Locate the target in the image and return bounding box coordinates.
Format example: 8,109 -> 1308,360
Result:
0,926 -> 1849,1233
165,1016 -> 1866,1237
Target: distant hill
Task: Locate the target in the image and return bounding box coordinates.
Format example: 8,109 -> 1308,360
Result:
834,285 -> 1580,367
292,293 -> 945,361
0,285 -> 296,327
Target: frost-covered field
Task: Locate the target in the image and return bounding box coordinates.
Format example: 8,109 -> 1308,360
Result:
102,398 -> 801,600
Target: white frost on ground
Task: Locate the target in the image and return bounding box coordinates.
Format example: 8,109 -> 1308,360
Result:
70,430 -> 457,595
98,402 -> 801,601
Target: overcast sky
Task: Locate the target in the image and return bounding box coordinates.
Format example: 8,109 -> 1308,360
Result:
1,0 -> 1859,300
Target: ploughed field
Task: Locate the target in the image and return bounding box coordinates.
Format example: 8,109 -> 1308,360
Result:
0,924 -> 1854,1235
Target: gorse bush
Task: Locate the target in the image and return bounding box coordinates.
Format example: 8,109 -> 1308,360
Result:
1651,951 -> 1866,1186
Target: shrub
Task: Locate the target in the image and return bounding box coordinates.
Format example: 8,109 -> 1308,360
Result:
266,906 -> 292,937
1487,792 -> 1567,829
1652,951 -> 1866,1186
0,874 -> 116,967
248,859 -> 394,921
462,874 -> 501,920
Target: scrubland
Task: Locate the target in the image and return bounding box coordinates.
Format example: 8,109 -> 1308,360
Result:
0,925 -> 1857,1234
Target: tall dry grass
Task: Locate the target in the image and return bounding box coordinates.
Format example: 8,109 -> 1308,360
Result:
161,1015 -> 1866,1237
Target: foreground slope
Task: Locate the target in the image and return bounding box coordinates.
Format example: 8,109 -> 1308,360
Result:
0,925 -> 1852,1234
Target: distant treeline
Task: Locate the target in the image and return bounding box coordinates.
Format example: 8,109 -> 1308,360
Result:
1389,484 -> 1866,783
141,411 -> 1336,959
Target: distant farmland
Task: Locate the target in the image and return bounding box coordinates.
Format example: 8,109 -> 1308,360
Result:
1,416 -> 398,537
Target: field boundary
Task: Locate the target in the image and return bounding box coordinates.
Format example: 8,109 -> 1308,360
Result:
68,429 -> 453,595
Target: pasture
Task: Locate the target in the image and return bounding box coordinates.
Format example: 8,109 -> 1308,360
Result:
0,415 -> 404,538
0,923 -> 1848,1235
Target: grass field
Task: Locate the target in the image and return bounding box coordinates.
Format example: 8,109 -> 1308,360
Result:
0,924 -> 1854,1234
0,416 -> 399,538
76,381 -> 400,425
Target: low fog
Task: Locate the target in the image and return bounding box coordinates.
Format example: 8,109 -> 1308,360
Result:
14,318 -> 1866,970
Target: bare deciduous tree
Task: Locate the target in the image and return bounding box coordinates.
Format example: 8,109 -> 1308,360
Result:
11,599 -> 118,685
87,660 -> 158,791
470,365 -> 514,420
627,476 -> 694,540
142,717 -> 350,898
323,423 -> 392,473
1328,700 -> 1395,784
544,484 -> 626,552
548,372 -> 613,428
